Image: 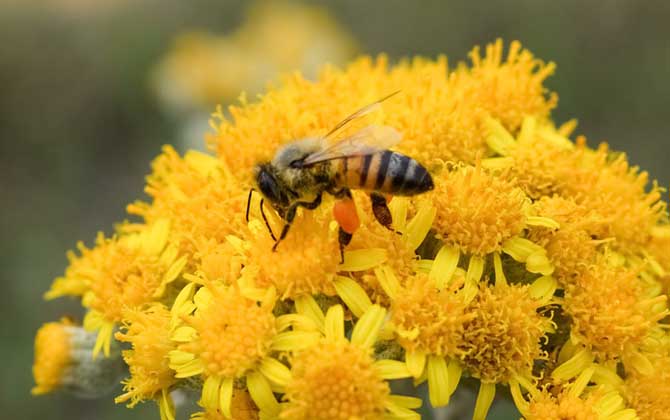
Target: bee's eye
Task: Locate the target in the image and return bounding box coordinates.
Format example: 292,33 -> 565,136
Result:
289,159 -> 303,168
257,169 -> 282,203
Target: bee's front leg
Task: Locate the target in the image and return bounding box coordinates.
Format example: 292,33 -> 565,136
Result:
272,205 -> 297,252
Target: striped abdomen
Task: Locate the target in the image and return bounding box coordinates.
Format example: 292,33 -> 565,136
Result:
334,151 -> 434,196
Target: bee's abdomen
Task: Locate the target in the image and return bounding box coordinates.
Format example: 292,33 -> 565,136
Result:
338,151 -> 433,196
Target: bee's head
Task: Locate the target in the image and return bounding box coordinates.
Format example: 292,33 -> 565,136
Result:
254,163 -> 288,207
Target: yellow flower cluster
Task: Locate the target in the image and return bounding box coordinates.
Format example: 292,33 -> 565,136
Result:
152,1 -> 357,111
33,39 -> 669,420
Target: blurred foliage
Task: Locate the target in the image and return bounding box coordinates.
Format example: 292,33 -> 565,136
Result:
1,0 -> 668,419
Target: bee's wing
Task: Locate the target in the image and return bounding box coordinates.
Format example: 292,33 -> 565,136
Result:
302,125 -> 402,166
324,90 -> 400,140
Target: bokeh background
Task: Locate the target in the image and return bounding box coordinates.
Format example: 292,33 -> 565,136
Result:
2,0 -> 669,419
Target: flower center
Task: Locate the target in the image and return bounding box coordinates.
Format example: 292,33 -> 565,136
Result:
282,339 -> 389,420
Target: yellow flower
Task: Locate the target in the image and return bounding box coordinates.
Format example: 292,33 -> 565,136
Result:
511,366 -> 638,420
190,388 -> 259,420
128,146 -> 248,269
81,219 -> 186,358
32,318 -> 124,397
168,282 -> 303,418
114,304 -> 177,420
388,272 -> 474,408
527,195 -> 602,282
238,205 -> 342,299
281,304 -> 421,420
338,194 -> 435,305
152,1 -> 357,110
624,352 -> 670,420
564,257 -> 668,370
485,117 -> 666,252
423,164 -> 556,293
44,233 -> 108,300
32,318 -> 75,395
209,39 -> 557,180
459,280 -> 555,420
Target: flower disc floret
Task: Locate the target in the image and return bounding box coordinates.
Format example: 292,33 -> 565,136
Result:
460,283 -> 552,383
391,274 -> 472,357
182,284 -> 276,378
430,165 -> 528,256
282,339 -> 389,420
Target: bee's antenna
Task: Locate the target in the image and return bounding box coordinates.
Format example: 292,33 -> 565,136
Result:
246,188 -> 255,222
259,198 -> 277,241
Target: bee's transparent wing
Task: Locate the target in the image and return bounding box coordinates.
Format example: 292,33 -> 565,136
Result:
302,125 -> 402,166
324,90 -> 400,140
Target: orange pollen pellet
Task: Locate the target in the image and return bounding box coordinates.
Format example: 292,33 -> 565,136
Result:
333,199 -> 360,234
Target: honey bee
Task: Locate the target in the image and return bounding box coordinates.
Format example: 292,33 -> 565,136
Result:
247,92 -> 434,260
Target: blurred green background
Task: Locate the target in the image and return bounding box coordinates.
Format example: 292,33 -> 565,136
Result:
2,0 -> 669,419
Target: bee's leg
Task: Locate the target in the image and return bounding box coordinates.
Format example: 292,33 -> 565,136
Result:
245,188 -> 255,222
338,227 -> 353,264
272,204 -> 297,252
296,192 -> 323,210
271,194 -> 323,252
369,192 -> 394,231
259,198 -> 277,241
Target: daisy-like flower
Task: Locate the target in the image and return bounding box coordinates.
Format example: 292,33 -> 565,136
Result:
624,352 -> 670,420
32,318 -> 124,397
114,304 -> 177,420
484,116 -> 666,253
511,366 -> 638,420
386,271 -> 474,408
459,277 -> 556,420
209,39 -> 557,179
128,146 -> 249,266
152,0 -> 357,111
237,204 -> 343,299
281,304 -> 421,420
336,193 -> 435,306
563,256 -> 668,372
190,388 -> 259,420
527,195 -> 602,282
168,281 -> 311,418
81,219 -> 187,358
423,164 -> 556,294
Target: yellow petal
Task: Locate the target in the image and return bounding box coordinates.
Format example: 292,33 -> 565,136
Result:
525,251 -> 554,275
339,248 -> 387,271
405,203 -> 436,250
472,382 -> 496,420
405,350 -> 427,378
466,255 -> 485,284
389,197 -> 409,232
258,357 -> 291,387
427,356 -> 449,407
446,359 -> 462,397
502,237 -> 544,262
485,117 -> 517,156
324,305 -> 345,340
294,295 -> 325,332
247,371 -> 279,416
159,388 -> 175,420
552,348 -> 593,381
526,216 -> 560,229
271,331 -> 321,352
275,314 -> 319,332
568,366 -> 595,398
430,245 -> 460,290
493,252 -> 507,287
528,275 -> 557,304
350,305 -> 386,348
374,265 -> 400,300
374,359 -> 412,380
333,276 -> 372,318
201,375 -> 223,409
219,377 -> 234,419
